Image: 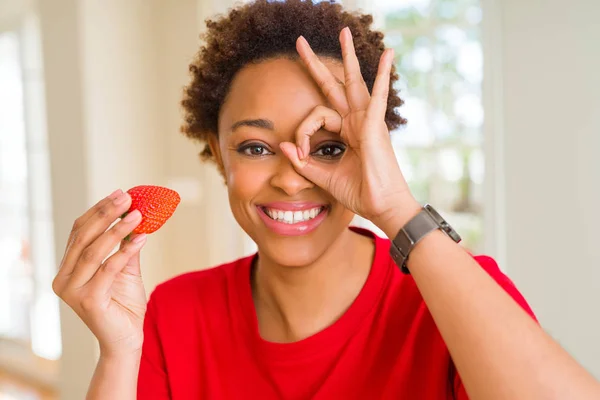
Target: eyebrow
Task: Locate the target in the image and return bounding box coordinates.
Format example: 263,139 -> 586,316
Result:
231,118 -> 274,132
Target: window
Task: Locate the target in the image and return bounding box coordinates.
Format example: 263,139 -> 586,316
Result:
352,0 -> 485,253
0,16 -> 61,361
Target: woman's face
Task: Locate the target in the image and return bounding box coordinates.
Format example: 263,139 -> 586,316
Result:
215,56 -> 355,267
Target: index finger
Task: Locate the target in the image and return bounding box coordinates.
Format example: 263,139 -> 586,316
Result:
62,189 -> 122,257
296,36 -> 350,116
55,189 -> 124,286
58,191 -> 131,278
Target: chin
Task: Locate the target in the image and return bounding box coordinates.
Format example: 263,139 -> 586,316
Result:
258,236 -> 331,268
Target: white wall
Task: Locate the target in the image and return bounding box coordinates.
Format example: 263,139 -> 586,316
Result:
499,0 -> 600,378
0,0 -> 33,26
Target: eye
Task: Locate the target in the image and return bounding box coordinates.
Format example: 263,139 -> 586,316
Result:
312,143 -> 346,160
237,143 -> 274,157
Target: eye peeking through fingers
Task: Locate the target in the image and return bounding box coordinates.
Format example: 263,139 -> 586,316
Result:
310,142 -> 346,160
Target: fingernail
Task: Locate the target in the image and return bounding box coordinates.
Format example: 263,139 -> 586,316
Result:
108,189 -> 122,199
132,233 -> 146,244
113,192 -> 129,205
298,35 -> 308,46
122,209 -> 141,223
297,146 -> 305,160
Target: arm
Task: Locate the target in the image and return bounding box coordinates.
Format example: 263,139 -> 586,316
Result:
375,202 -> 600,400
282,28 -> 600,399
87,352 -> 141,400
89,291 -> 170,400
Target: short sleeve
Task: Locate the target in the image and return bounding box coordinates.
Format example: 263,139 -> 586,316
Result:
137,291 -> 171,399
452,255 -> 537,400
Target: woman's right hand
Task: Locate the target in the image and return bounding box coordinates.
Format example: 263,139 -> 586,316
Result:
52,189 -> 149,358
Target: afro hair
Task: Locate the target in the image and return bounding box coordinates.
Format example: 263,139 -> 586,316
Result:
181,0 -> 406,162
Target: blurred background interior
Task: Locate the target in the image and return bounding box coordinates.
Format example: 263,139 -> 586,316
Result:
0,0 -> 598,398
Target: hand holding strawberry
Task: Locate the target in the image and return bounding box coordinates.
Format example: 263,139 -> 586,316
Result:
52,186 -> 180,358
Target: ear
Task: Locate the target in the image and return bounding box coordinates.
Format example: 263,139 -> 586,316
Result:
207,134 -> 226,179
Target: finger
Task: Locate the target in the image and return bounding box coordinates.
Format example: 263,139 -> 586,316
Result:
279,142 -> 333,190
61,189 -> 123,261
87,234 -> 147,296
72,189 -> 123,235
56,190 -> 128,280
340,27 -> 371,111
58,192 -> 134,280
296,36 -> 350,116
367,48 -> 395,122
295,105 -> 343,160
69,208 -> 142,288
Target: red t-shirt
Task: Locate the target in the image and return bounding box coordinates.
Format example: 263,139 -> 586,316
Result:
138,228 -> 535,399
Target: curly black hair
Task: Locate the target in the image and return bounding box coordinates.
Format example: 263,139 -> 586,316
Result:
181,0 -> 406,163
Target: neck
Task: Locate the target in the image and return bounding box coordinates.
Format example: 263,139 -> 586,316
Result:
252,228 -> 375,343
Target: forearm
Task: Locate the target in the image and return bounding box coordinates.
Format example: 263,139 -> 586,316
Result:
377,207 -> 600,400
87,351 -> 141,400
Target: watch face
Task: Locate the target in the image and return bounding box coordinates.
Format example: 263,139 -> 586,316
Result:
424,204 -> 462,243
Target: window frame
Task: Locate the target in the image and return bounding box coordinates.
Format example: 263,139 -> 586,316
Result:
0,7 -> 60,391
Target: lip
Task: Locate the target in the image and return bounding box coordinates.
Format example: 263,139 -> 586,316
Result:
259,201 -> 327,211
257,204 -> 329,236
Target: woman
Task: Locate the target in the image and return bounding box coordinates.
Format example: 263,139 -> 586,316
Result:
52,1 -> 600,399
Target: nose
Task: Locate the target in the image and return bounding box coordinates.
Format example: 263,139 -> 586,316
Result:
269,156 -> 314,197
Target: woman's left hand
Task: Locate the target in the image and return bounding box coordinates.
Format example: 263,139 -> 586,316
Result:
280,27 -> 421,236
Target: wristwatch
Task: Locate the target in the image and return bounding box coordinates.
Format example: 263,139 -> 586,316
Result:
389,204 -> 462,274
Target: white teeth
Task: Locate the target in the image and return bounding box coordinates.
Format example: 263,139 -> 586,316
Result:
264,206 -> 324,224
293,211 -> 302,223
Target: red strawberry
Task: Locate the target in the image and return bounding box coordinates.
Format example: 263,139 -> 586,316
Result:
122,185 -> 181,235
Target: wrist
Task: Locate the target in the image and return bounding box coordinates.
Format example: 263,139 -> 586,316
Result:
99,342 -> 143,363
99,349 -> 142,363
98,332 -> 144,360
372,194 -> 422,239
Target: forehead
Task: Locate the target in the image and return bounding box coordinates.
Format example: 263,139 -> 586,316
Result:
218,57 -> 344,135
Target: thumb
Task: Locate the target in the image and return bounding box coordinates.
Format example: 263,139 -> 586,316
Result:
279,142 -> 333,191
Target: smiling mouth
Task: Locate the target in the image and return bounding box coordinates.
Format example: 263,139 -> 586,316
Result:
260,206 -> 328,224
